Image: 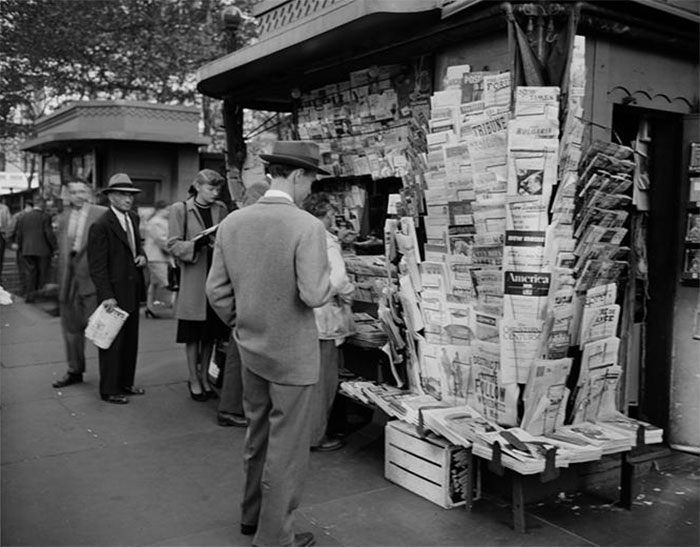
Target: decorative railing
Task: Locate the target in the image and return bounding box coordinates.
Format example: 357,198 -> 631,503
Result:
254,0 -> 347,37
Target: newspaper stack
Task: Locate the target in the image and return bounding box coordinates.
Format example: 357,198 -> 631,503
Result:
553,422 -> 634,455
597,412 -> 664,445
421,404 -> 501,447
472,427 -> 570,474
349,312 -> 389,348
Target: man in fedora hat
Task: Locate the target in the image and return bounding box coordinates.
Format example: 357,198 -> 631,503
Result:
207,140 -> 332,547
87,173 -> 147,404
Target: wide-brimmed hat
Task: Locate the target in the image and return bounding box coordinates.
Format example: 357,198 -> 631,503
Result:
102,173 -> 141,194
259,140 -> 330,176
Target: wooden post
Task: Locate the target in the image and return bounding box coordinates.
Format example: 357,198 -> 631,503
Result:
222,99 -> 246,205
512,472 -> 526,533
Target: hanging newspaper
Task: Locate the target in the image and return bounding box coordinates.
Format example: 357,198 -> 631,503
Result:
505,196 -> 549,231
579,304 -> 620,345
444,294 -> 474,345
502,270 -> 551,322
503,230 -> 547,271
507,141 -> 558,205
446,256 -> 476,299
577,336 -> 620,388
482,72 -> 511,109
521,357 -> 572,435
514,86 -> 560,120
571,365 -> 623,423
472,365 -> 519,427
500,319 -> 545,383
473,268 -> 504,315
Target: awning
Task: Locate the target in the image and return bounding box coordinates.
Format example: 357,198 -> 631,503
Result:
197,0 -> 444,109
22,131 -> 210,153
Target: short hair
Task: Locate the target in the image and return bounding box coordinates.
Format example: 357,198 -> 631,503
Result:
266,163 -> 314,179
194,169 -> 225,187
66,176 -> 90,187
302,191 -> 334,219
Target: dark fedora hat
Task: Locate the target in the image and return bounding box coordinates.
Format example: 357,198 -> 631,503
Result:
102,173 -> 141,194
259,140 -> 330,176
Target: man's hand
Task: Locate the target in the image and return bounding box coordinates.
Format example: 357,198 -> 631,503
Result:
101,298 -> 118,312
134,255 -> 147,268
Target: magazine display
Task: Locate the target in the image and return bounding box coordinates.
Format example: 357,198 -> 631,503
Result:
335,45 -> 664,480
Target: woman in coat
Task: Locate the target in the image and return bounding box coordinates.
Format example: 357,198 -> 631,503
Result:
167,170 -> 230,401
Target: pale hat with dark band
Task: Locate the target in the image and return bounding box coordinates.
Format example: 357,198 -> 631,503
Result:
102,173 -> 141,194
259,140 -> 330,176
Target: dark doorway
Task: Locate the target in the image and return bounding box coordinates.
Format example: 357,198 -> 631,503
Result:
611,105 -> 684,432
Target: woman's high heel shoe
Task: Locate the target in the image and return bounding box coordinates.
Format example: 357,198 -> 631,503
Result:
188,381 -> 207,402
145,308 -> 160,319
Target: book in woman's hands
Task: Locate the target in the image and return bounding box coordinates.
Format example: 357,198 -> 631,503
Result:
191,223 -> 219,242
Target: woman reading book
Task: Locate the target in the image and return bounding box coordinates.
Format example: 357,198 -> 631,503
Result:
167,169 -> 230,401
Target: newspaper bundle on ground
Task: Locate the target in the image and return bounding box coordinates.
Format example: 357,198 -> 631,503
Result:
85,305 -> 129,349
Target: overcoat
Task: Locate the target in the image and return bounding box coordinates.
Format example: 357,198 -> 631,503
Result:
167,197 -> 228,321
16,209 -> 57,256
206,196 -> 332,385
87,208 -> 145,313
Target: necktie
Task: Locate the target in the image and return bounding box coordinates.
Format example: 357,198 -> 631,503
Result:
125,213 -> 136,256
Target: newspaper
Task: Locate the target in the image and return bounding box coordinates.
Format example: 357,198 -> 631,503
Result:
472,362 -> 519,427
571,365 -> 623,424
578,336 -> 620,387
507,142 -> 558,205
500,318 -> 545,384
514,86 -> 560,120
502,270 -> 551,322
505,196 -> 549,231
502,230 -> 547,271
85,305 -> 129,350
422,404 -> 502,447
579,304 -> 620,345
521,358 -> 572,435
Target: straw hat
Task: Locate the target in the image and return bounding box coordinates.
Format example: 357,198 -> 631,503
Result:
102,173 -> 141,193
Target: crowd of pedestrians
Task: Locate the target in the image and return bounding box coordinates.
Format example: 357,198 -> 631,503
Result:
3,140 -> 355,547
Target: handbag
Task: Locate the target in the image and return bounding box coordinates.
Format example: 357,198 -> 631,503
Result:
166,201 -> 188,292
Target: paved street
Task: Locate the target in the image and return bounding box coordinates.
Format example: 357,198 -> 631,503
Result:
1,296 -> 698,546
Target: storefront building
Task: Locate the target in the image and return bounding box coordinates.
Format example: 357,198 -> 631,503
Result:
197,0 -> 699,454
21,100 -> 210,207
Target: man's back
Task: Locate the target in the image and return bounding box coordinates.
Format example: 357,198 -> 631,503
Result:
17,209 -> 55,256
212,195 -> 331,385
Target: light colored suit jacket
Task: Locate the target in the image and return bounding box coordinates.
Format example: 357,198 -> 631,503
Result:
56,204 -> 107,303
206,196 -> 332,385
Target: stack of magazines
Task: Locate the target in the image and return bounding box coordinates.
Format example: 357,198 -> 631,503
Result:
553,422 -> 634,455
597,412 -> 663,445
349,312 -> 388,348
572,140 -> 634,292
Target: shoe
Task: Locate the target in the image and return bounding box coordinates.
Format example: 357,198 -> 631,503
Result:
217,412 -> 247,427
311,436 -> 345,452
52,373 -> 83,388
240,523 -> 257,536
144,308 -> 160,319
188,381 -> 207,402
101,394 -> 129,404
204,389 -> 218,400
122,386 -> 145,396
293,532 -> 315,547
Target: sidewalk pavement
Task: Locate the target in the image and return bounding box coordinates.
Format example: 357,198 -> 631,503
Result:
1,296 -> 698,547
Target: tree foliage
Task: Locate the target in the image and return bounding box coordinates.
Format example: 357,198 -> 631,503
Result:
0,0 -> 258,140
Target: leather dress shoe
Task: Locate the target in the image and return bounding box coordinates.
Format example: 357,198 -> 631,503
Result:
217,412 -> 247,427
52,373 -> 83,388
293,532 -> 315,547
311,436 -> 344,452
101,394 -> 129,404
240,523 -> 257,536
122,386 -> 145,395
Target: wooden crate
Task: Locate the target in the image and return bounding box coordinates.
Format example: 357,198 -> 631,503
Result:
384,420 -> 468,509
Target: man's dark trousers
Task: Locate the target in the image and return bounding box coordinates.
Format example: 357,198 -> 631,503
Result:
99,310 -> 139,396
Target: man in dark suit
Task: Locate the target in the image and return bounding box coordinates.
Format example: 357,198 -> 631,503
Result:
15,197 -> 57,302
52,178 -> 107,389
87,173 -> 147,404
